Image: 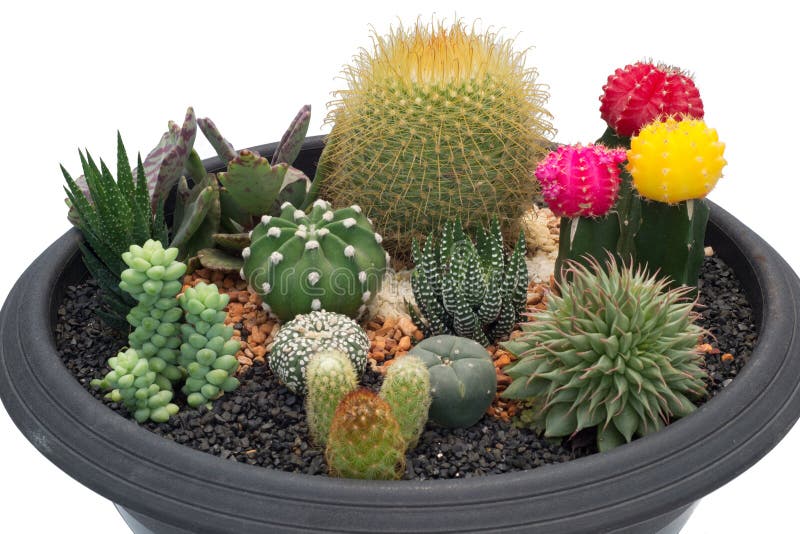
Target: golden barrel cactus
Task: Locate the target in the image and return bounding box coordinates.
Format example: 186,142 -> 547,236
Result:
315,20 -> 554,256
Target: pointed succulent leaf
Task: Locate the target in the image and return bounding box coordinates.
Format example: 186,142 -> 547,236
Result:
212,233 -> 250,252
169,186 -> 215,255
198,117 -> 237,162
148,107 -> 198,210
272,104 -> 311,166
543,403 -> 577,437
218,149 -> 286,217
273,167 -> 311,211
597,422 -> 627,452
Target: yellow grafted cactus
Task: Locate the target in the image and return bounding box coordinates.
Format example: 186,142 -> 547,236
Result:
626,116 -> 726,203
316,19 -> 554,257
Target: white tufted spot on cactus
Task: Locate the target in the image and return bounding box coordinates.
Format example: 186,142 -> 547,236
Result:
295,229 -> 307,239
361,290 -> 371,303
322,211 -> 334,222
239,268 -> 246,280
261,215 -> 272,226
343,218 -> 357,228
313,199 -> 330,209
317,228 -> 330,237
350,205 -> 362,213
248,230 -> 253,239
311,299 -> 322,311
241,247 -> 251,259
270,252 -> 284,265
305,240 -> 320,250
374,233 -> 383,244
307,271 -> 321,286
281,201 -> 294,210
293,210 -> 305,220
344,245 -> 355,258
358,271 -> 367,284
261,282 -> 272,294
267,227 -> 281,238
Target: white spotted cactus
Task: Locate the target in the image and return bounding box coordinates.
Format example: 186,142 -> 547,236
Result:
178,282 -> 241,407
269,310 -> 369,394
241,200 -> 388,321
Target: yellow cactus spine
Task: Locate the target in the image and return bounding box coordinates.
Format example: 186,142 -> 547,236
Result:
626,116 -> 726,203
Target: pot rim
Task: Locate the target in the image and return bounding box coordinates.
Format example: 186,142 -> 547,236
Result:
2,136 -> 799,533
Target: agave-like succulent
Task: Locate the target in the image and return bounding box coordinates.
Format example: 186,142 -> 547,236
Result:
501,256 -> 707,451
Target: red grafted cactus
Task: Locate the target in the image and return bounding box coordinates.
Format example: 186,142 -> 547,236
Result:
534,144 -> 627,218
599,62 -> 704,137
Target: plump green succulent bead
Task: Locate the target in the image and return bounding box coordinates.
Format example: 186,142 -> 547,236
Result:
379,355 -> 431,448
408,335 -> 497,428
305,350 -> 358,446
241,200 -> 388,321
177,282 -> 240,407
269,310 -> 369,395
501,258 -> 708,451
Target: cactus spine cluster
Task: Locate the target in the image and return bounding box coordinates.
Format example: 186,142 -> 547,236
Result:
305,350 -> 359,445
325,389 -> 407,480
502,257 -> 708,451
178,282 -> 241,407
92,239 -> 186,422
379,356 -> 431,447
410,219 -> 528,346
600,61 -> 704,137
313,19 -> 554,257
269,310 -> 369,394
241,200 -> 388,321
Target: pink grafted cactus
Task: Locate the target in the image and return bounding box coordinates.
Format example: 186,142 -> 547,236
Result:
535,144 -> 627,218
599,61 -> 704,137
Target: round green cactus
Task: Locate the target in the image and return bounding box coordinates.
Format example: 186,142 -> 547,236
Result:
305,350 -> 358,446
501,257 -> 708,451
325,388 -> 406,480
379,355 -> 431,448
241,200 -> 388,322
408,335 -> 497,428
91,347 -> 179,423
178,282 -> 241,407
269,310 -> 369,395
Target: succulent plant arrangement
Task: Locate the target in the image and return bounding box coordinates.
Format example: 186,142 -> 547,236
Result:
56,17 -> 737,479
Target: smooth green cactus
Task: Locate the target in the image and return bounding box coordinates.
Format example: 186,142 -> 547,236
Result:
178,282 -> 241,407
501,256 -> 707,451
379,356 -> 431,448
91,347 -> 179,423
409,219 -> 528,346
242,200 -> 388,321
408,335 -> 497,429
93,239 -> 187,422
305,350 -> 359,446
269,310 -> 369,395
325,389 -> 406,480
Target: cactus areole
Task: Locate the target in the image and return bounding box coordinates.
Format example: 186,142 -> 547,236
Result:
4,138 -> 800,534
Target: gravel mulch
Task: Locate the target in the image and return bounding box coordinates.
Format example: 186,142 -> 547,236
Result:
55,255 -> 756,480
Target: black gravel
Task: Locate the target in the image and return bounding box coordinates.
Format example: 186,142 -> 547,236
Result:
55,255 -> 756,479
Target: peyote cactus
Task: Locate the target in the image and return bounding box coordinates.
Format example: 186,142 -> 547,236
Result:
305,350 -> 359,446
325,389 -> 406,480
502,257 -> 708,451
408,335 -> 497,428
409,219 -> 528,346
627,116 -> 726,287
599,61 -> 704,138
241,200 -> 388,321
178,282 -> 241,408
379,356 -> 431,448
534,144 -> 627,277
312,19 -> 554,257
91,348 -> 179,423
92,239 -> 187,422
269,310 -> 369,395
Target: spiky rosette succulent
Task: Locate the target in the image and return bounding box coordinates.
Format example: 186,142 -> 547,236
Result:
241,200 -> 388,321
502,257 -> 708,451
379,356 -> 431,448
269,310 -> 369,395
627,116 -> 726,203
325,389 -> 406,480
313,19 -> 554,257
600,61 -> 704,137
177,282 -> 241,408
535,144 -> 627,218
305,350 -> 358,446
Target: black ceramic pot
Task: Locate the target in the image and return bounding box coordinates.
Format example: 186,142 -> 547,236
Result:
2,137 -> 800,534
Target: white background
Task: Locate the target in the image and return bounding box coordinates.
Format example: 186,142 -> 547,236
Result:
0,1 -> 797,532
